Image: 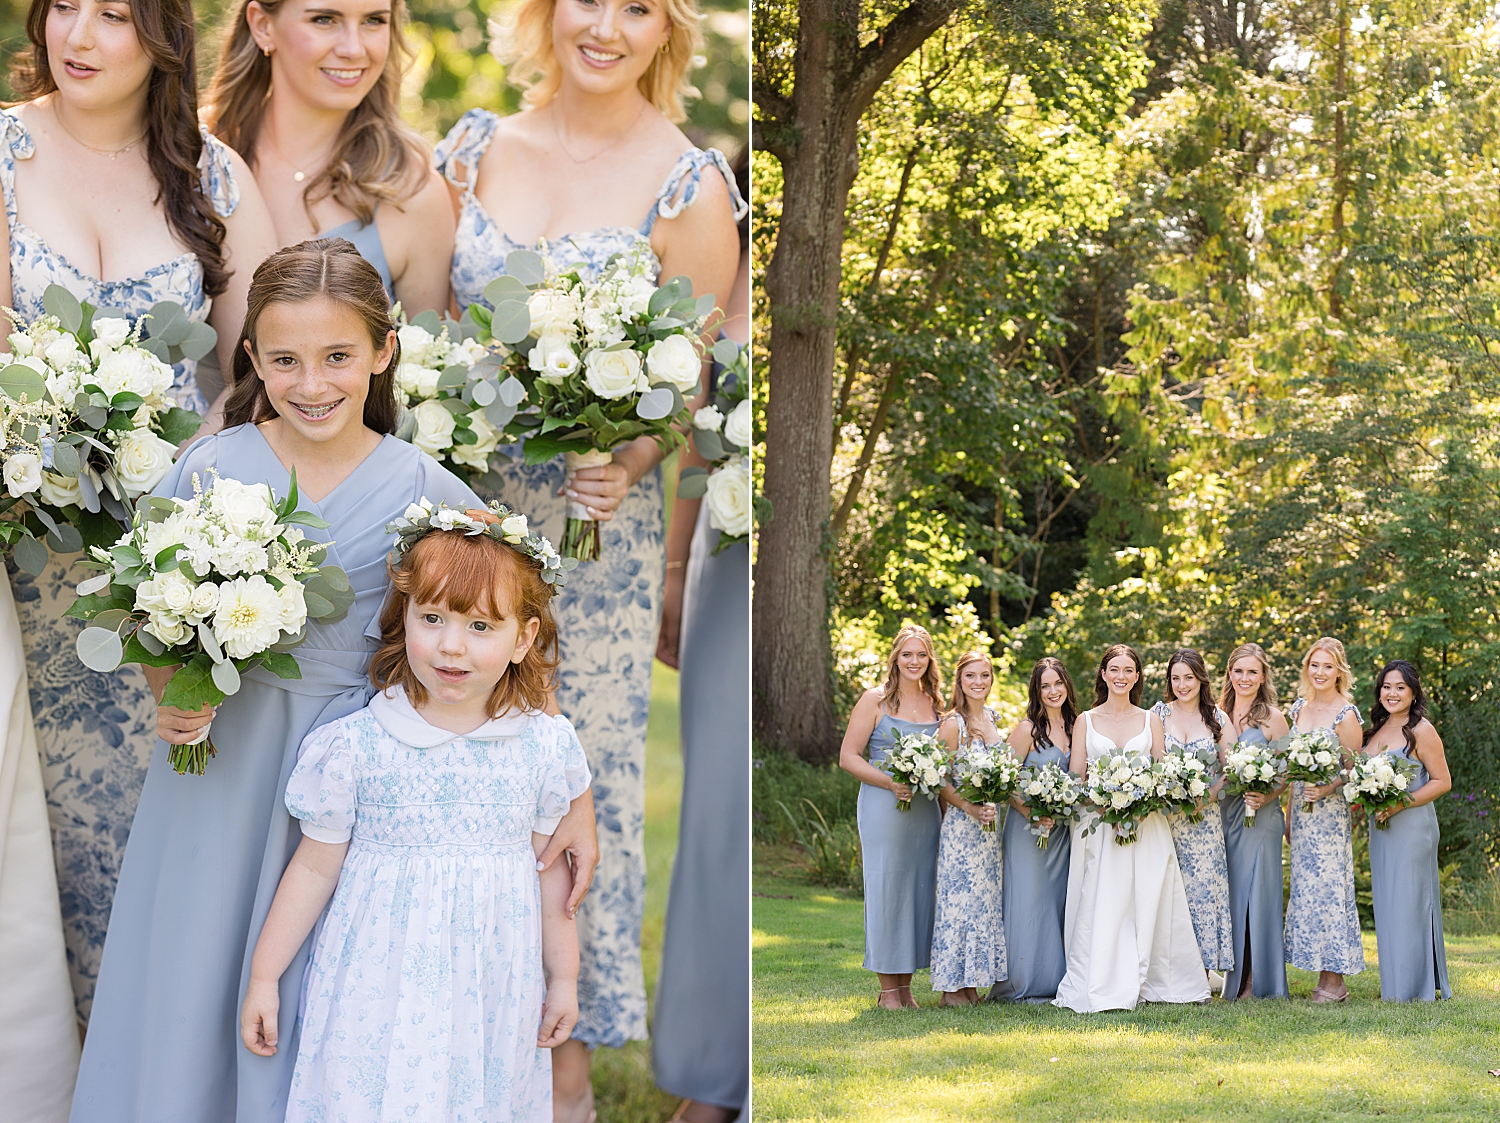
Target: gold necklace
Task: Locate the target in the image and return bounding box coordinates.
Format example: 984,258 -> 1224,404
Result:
52,108 -> 144,159
266,130 -> 331,184
551,101 -> 648,166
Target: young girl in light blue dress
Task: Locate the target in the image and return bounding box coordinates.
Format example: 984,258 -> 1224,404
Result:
238,503 -> 590,1122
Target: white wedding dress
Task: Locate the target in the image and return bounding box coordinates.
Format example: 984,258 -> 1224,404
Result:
1053,711 -> 1211,1012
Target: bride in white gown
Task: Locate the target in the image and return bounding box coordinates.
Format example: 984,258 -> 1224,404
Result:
1054,644 -> 1211,1012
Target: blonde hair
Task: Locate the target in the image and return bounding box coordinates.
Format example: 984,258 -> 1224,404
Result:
205,0 -> 429,225
880,625 -> 943,718
945,650 -> 993,726
1218,643 -> 1278,730
489,0 -> 703,122
1299,637 -> 1355,701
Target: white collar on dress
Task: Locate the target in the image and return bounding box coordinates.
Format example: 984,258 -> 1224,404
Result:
369,684 -> 540,748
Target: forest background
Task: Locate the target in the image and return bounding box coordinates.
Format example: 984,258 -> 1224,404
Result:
753,0 -> 1500,891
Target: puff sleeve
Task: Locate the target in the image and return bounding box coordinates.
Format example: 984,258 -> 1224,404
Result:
284,719 -> 357,843
197,127 -> 242,219
532,713 -> 592,836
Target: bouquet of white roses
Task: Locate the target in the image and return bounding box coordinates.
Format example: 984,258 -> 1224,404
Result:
878,730 -> 951,812
1157,744 -> 1213,823
1279,728 -> 1344,812
468,247 -> 709,561
1342,751 -> 1419,829
1,285 -> 206,574
1223,740 -> 1286,827
675,339 -> 752,551
66,470 -> 354,775
1016,760 -> 1084,848
951,742 -> 1022,832
1083,750 -> 1161,844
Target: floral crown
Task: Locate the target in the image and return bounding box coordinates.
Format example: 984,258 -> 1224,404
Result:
386,499 -> 576,593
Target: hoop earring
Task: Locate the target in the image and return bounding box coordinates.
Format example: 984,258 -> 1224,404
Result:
660,41 -> 669,54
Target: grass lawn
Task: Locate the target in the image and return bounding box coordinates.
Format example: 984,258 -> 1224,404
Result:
753,857 -> 1500,1122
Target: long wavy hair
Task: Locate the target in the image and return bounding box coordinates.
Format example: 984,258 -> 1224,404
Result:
1026,656 -> 1078,749
879,624 -> 943,718
1092,644 -> 1143,708
946,650 -> 993,729
1163,648 -> 1222,742
225,238 -> 399,432
1299,636 -> 1355,702
490,0 -> 704,122
205,0 -> 428,226
1364,659 -> 1427,752
1217,642 -> 1277,731
9,0 -> 228,296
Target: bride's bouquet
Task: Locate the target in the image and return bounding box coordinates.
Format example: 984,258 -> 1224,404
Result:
468,247 -> 708,561
67,470 -> 354,775
1157,745 -> 1213,823
1342,751 -> 1419,829
1016,760 -> 1083,848
951,742 -> 1022,832
1,285 -> 205,574
1223,740 -> 1286,827
877,730 -> 951,812
1279,728 -> 1344,812
676,339 -> 752,550
1083,751 -> 1161,845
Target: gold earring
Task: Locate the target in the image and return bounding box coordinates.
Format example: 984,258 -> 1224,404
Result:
660,41 -> 669,54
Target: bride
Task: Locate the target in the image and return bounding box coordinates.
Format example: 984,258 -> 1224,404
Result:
1054,644 -> 1211,1012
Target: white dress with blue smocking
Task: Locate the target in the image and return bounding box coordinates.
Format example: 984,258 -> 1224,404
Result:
434,108 -> 746,1049
0,110 -> 241,1020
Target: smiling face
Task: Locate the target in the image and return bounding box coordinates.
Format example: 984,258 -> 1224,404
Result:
1038,667 -> 1067,714
1306,648 -> 1338,695
247,0 -> 391,114
1230,655 -> 1263,700
46,0 -> 154,112
1379,670 -> 1413,719
246,294 -> 394,446
958,660 -> 992,703
1170,661 -> 1202,705
551,0 -> 670,99
1103,653 -> 1138,699
403,595 -> 540,727
895,639 -> 930,683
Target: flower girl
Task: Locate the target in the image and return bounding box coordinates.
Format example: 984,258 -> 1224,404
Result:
239,502 -> 589,1122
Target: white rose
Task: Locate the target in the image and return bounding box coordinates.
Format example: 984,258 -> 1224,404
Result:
396,361 -> 442,401
156,568 -> 197,616
704,458 -> 751,537
451,411 -> 501,471
210,478 -> 279,542
144,613 -> 191,647
529,333 -> 581,385
92,317 -> 131,349
527,290 -> 580,338
279,582 -> 308,634
1110,790 -> 1131,809
411,400 -> 457,456
396,324 -> 438,364
584,347 -> 643,400
113,429 -> 177,495
645,334 -> 702,393
38,471 -> 82,508
3,452 -> 42,497
213,575 -> 288,659
8,330 -> 33,356
186,581 -> 220,624
134,578 -> 170,617
499,513 -> 528,540
723,398 -> 752,449
44,334 -> 85,371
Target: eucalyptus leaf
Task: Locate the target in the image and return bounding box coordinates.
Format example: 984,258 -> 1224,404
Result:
197,622 -> 224,663
51,442 -> 81,477
676,468 -> 709,499
497,376 -> 527,407
504,250 -> 546,287
31,506 -> 61,537
91,608 -> 133,630
412,309 -> 444,335
693,428 -> 726,461
43,284 -> 83,333
491,301 -> 531,346
482,400 -> 517,429
635,387 -> 676,421
179,321 -> 218,361
0,364 -> 47,401
713,338 -> 742,366
303,589 -> 334,618
76,472 -> 101,513
484,275 -> 531,305
135,627 -> 165,656
696,293 -> 717,318
75,572 -> 113,598
12,535 -> 48,575
471,378 -> 498,406
145,301 -> 190,346
437,366 -> 469,390
47,524 -> 83,554
76,626 -> 125,672
211,659 -> 241,696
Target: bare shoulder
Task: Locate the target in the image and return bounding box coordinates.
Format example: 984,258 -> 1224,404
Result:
394,167 -> 454,225
478,109 -> 547,171
855,687 -> 886,716
1412,717 -> 1444,750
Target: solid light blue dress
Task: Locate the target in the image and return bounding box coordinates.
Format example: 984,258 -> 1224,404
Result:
929,710 -> 1005,992
1221,723 -> 1288,999
1285,700 -> 1365,977
68,425 -> 478,1122
1367,743 -> 1450,1001
858,712 -> 941,974
323,214 -> 392,298
989,740 -> 1070,1002
436,107 -> 747,1048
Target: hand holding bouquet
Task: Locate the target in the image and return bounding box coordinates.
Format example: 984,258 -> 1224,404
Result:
1016,760 -> 1083,848
676,339 -> 753,551
1342,751 -> 1419,829
1279,728 -> 1344,812
878,730 -> 951,812
67,470 -> 354,775
1223,741 -> 1286,827
1083,751 -> 1161,845
951,743 -> 1022,831
1157,746 -> 1213,822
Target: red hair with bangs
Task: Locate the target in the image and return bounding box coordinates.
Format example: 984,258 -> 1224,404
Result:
370,516 -> 559,716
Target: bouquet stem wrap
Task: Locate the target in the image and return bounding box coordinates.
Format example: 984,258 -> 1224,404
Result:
173,723 -> 216,777
562,449 -> 612,561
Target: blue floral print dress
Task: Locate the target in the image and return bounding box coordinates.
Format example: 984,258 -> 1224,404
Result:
435,108 -> 745,1049
1284,699 -> 1366,976
0,111 -> 240,1019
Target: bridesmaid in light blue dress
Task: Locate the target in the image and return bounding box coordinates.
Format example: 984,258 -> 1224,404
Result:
0,9 -> 277,1020
1285,638 -> 1366,1002
839,626 -> 945,1010
1153,649 -> 1234,980
1217,643 -> 1291,1000
930,652 -> 1005,1005
1362,660 -> 1452,1002
989,657 -> 1077,1003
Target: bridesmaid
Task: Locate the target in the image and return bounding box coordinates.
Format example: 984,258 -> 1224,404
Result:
434,0 -> 743,1107
1362,660 -> 1451,1002
0,0 -> 276,1022
1152,649 -> 1234,987
1285,637 -> 1365,1002
1217,643 -> 1290,1000
839,625 -> 945,1011
929,651 -> 1005,1006
989,656 -> 1077,1003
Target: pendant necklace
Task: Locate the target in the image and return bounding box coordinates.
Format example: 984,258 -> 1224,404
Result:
53,109 -> 144,160
552,101 -> 648,166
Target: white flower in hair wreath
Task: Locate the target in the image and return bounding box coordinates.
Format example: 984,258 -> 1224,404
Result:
386,498 -> 577,593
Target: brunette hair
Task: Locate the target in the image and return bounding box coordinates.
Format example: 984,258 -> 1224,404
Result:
1163,648 -> 1222,741
1217,642 -> 1278,730
205,0 -> 428,226
1364,659 -> 1428,752
1299,636 -> 1355,701
10,0 -> 229,296
879,624 -> 943,718
945,650 -> 993,727
225,238 -> 398,432
370,511 -> 559,716
490,0 -> 704,122
1092,644 -> 1143,708
1026,656 -> 1078,749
